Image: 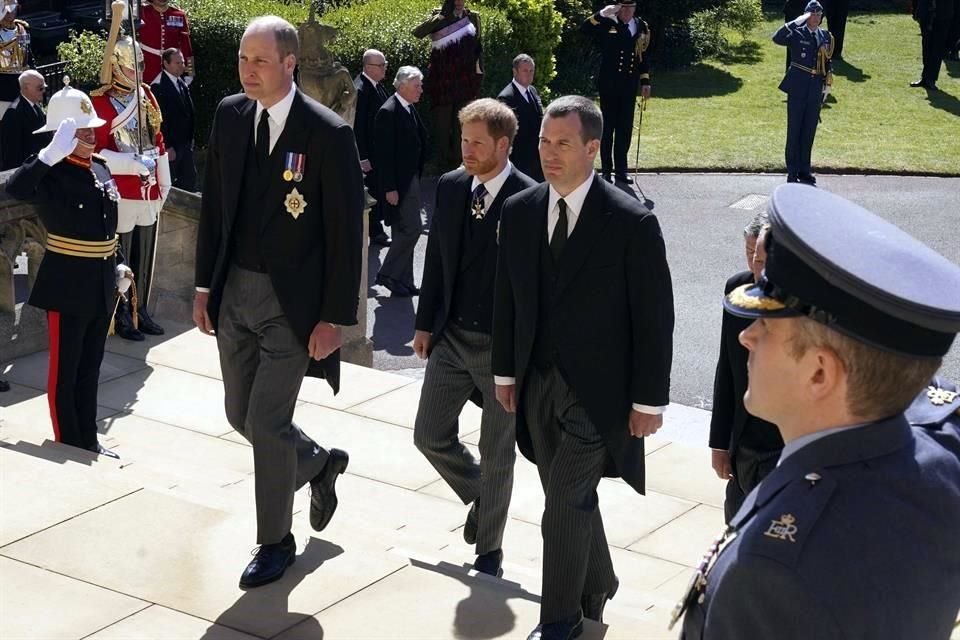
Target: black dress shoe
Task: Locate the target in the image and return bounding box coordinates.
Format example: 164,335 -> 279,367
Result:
88,443 -> 120,459
797,172 -> 817,186
581,576 -> 619,622
786,174 -> 799,183
239,533 -> 296,589
526,617 -> 584,640
137,308 -> 165,335
615,174 -> 634,185
600,172 -> 613,183
375,273 -> 412,297
310,449 -> 349,531
473,548 -> 503,577
463,502 -> 478,544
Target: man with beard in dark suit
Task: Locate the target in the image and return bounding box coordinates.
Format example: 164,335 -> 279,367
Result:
353,48 -> 391,246
413,98 -> 535,579
1,70 -> 52,170
193,16 -> 365,589
151,48 -> 196,191
374,65 -> 427,297
493,95 -> 674,640
497,54 -> 543,182
709,214 -> 783,522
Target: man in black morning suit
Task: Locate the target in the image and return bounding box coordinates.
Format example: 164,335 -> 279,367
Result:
151,47 -> 196,191
353,48 -> 391,246
492,96 -> 674,640
374,66 -> 427,297
0,70 -> 52,170
193,17 -> 364,589
496,53 -> 543,182
413,99 -> 536,578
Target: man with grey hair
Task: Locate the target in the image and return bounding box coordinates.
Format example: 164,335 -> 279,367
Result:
193,14 -> 365,589
497,53 -> 543,181
709,213 -> 783,522
373,65 -> 426,296
353,48 -> 391,247
0,69 -> 51,170
493,95 -> 674,639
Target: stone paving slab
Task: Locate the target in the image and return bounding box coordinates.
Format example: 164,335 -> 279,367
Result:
299,366 -> 417,411
645,443 -> 725,508
346,378 -> 484,432
628,503 -> 725,567
86,604 -> 261,640
0,386 -> 120,436
0,555 -> 149,640
2,349 -> 148,392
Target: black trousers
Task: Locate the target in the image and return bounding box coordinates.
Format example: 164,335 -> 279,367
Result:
169,142 -> 197,192
723,445 -> 781,522
921,16 -> 956,85
599,87 -> 637,177
826,0 -> 849,59
46,309 -> 109,450
785,89 -> 823,177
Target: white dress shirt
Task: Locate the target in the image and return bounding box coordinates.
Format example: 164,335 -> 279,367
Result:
470,161 -> 512,209
396,93 -> 413,113
495,173 -> 666,416
512,79 -> 534,104
253,82 -> 297,155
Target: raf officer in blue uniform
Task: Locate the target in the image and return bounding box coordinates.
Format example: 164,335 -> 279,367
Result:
674,184 -> 960,640
907,376 -> 960,459
581,0 -> 651,185
773,0 -> 833,186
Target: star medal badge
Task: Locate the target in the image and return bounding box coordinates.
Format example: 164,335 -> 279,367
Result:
283,151 -> 305,183
285,188 -> 307,219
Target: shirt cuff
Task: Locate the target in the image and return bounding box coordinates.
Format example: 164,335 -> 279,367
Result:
632,403 -> 666,415
195,286 -> 210,293
494,376 -> 516,386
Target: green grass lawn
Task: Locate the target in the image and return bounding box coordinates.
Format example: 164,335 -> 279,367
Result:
628,12 -> 960,174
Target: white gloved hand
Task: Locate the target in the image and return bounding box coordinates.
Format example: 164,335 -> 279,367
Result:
38,118 -> 79,166
116,264 -> 134,294
137,154 -> 157,174
791,12 -> 811,26
599,4 -> 619,19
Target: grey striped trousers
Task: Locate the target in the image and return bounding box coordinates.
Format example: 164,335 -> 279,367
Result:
413,324 -> 516,554
524,365 -> 618,624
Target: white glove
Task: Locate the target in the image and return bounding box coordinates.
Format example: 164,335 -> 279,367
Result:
791,12 -> 811,26
599,4 -> 619,19
137,154 -> 157,174
116,264 -> 134,294
38,118 -> 79,166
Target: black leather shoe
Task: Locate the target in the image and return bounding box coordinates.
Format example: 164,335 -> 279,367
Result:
797,172 -> 817,186
581,576 -> 619,622
310,449 -> 349,531
88,443 -> 120,459
473,548 -> 503,577
526,618 -> 584,640
786,174 -> 799,183
600,172 -> 613,183
137,308 -> 165,335
375,273 -> 412,297
114,301 -> 145,342
463,502 -> 478,544
239,533 -> 296,589
615,174 -> 634,185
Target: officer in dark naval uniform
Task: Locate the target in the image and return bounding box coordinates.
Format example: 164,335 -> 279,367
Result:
581,0 -> 651,185
5,83 -> 128,459
674,184 -> 960,640
773,0 -> 833,186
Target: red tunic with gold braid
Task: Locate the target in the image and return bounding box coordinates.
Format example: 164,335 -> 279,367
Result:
138,2 -> 193,84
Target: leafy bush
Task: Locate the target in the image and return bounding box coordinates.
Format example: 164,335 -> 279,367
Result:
551,0 -> 599,95
55,30 -> 107,93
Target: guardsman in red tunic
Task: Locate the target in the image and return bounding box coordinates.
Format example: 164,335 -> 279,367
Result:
138,0 -> 194,85
5,83 -> 130,458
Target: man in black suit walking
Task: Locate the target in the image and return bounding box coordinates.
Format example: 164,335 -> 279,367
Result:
0,70 -> 52,170
193,16 -> 365,589
353,48 -> 391,247
497,54 -> 543,182
493,95 -> 674,640
413,98 -> 536,578
709,215 -> 783,522
151,47 -> 196,191
373,65 -> 427,297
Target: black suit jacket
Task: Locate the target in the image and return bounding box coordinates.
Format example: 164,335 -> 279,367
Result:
373,94 -> 426,224
1,97 -> 51,170
709,271 -> 783,458
196,90 -> 365,392
416,165 -> 536,338
492,176 -> 674,492
496,82 -> 544,182
151,73 -> 194,147
352,73 -> 388,163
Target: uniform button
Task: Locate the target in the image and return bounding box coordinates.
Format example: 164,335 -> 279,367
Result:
78,203 -> 84,209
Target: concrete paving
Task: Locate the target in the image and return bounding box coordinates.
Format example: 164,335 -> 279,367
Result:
1,325 -> 721,640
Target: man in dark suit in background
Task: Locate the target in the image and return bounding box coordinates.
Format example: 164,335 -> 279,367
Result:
374,65 -> 427,297
493,95 -> 674,640
1,70 -> 51,170
497,53 -> 543,182
193,16 -> 364,589
151,47 -> 196,191
353,48 -> 391,247
825,0 -> 849,60
413,98 -> 536,579
709,214 -> 783,522
911,0 -> 956,90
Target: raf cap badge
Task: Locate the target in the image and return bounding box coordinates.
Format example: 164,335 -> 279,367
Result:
283,152 -> 305,183
284,188 -> 307,219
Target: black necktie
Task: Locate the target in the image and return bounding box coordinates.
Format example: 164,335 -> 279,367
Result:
550,199 -> 568,261
178,80 -> 188,102
471,183 -> 488,220
34,104 -> 44,121
525,89 -> 532,104
377,83 -> 388,101
256,109 -> 270,164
